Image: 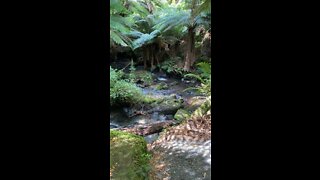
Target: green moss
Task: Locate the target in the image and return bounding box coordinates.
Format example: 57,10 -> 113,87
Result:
155,82 -> 168,90
151,98 -> 183,114
110,130 -> 151,180
174,109 -> 191,122
191,96 -> 211,118
142,96 -> 158,104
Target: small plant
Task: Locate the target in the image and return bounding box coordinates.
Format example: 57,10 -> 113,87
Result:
183,62 -> 211,95
128,59 -> 136,83
159,58 -> 185,76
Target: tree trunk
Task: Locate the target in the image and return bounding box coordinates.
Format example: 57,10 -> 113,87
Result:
150,46 -> 155,71
155,53 -> 160,68
144,48 -> 149,70
183,27 -> 196,71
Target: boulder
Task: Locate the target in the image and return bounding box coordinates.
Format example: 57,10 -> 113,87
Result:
149,98 -> 183,115
110,130 -> 150,179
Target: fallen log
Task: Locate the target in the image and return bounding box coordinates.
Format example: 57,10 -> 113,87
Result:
118,120 -> 177,136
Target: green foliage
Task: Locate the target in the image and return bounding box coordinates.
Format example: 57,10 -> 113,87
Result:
110,67 -> 143,106
136,71 -> 153,86
127,68 -> 154,86
194,0 -> 211,16
154,0 -> 211,31
197,62 -> 211,78
110,0 -> 133,47
128,60 -> 136,83
110,0 -> 211,57
131,30 -> 160,49
110,66 -> 124,87
153,8 -> 190,32
159,58 -> 185,76
184,62 -> 211,95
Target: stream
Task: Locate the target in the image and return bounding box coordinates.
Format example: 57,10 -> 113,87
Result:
110,66 -> 204,144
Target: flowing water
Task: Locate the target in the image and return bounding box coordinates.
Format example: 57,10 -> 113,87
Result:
110,66 -> 204,143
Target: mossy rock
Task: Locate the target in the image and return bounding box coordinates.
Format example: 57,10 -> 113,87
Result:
184,96 -> 207,111
150,98 -> 183,115
142,96 -> 158,104
174,109 -> 191,122
110,130 -> 151,180
155,82 -> 168,90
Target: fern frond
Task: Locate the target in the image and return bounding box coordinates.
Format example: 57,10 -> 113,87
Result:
194,0 -> 211,16
131,30 -> 160,49
153,9 -> 190,32
110,16 -> 132,33
184,73 -> 205,83
110,0 -> 128,14
197,62 -> 211,77
110,30 -> 130,47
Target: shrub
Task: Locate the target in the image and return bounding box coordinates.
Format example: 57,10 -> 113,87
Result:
183,62 -> 211,96
158,58 -> 185,76
110,67 -> 143,106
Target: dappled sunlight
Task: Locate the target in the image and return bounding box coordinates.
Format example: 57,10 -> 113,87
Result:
110,0 -> 211,179
148,115 -> 212,179
153,140 -> 211,165
150,139 -> 212,180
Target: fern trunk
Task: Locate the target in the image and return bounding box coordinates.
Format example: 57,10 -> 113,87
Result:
184,26 -> 196,71
150,46 -> 155,71
144,48 -> 149,70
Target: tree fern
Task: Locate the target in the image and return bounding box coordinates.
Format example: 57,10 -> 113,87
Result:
131,30 -> 160,49
153,8 -> 190,32
194,0 -> 211,16
110,30 -> 131,47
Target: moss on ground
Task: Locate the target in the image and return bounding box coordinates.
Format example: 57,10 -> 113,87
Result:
191,96 -> 211,118
142,95 -> 159,104
110,130 -> 151,180
155,82 -> 168,90
174,109 -> 191,122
